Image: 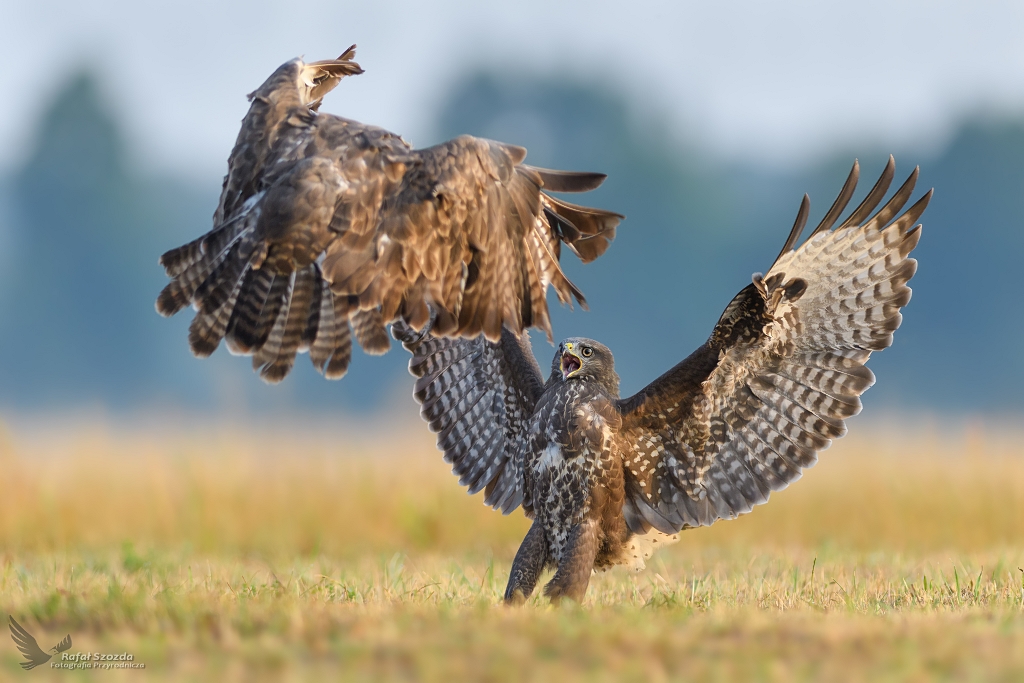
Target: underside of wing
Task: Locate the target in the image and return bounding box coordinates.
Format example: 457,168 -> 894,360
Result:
617,157 -> 930,533
395,320 -> 545,514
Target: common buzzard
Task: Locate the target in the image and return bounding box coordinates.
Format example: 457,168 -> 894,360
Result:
156,46 -> 621,382
396,157 -> 929,603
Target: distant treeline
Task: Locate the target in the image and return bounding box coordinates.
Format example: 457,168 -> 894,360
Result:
0,70 -> 1019,414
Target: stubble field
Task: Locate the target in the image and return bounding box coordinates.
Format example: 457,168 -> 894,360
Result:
0,414 -> 1022,682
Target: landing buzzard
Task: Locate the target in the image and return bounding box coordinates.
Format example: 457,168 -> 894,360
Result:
396,157 -> 929,603
156,46 -> 621,382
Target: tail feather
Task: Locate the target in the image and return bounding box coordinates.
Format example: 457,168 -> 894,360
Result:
155,246 -> 230,317
255,266 -> 318,382
306,277 -> 355,379
189,275 -> 244,357
251,273 -> 293,375
193,236 -> 259,314
157,210 -> 258,317
310,278 -> 340,373
300,266 -> 325,352
325,291 -> 354,378
351,308 -> 391,354
225,268 -> 275,354
159,235 -> 205,278
250,273 -> 290,352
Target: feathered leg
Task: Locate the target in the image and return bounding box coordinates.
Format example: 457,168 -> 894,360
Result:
544,519 -> 599,604
503,521 -> 548,605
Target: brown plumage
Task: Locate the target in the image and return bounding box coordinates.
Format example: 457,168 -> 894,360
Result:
399,157 -> 930,603
156,46 -> 622,383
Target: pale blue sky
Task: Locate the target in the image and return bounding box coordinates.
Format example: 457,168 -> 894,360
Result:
3,0 -> 1024,177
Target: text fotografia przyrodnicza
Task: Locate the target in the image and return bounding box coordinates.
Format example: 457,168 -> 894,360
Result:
51,652 -> 145,669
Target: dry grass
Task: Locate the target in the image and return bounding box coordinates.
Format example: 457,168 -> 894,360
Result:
0,414 -> 1022,681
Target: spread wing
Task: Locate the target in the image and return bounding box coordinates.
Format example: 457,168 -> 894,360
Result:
395,320 -> 545,515
615,157 -> 930,533
8,617 -> 51,670
213,46 -> 365,227
156,50 -> 621,384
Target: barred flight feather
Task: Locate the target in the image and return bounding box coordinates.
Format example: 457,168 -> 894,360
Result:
398,322 -> 544,514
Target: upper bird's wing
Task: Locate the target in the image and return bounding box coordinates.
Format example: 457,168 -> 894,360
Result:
615,157 -> 930,533
8,617 -> 51,670
157,51 -> 621,384
213,46 -> 364,227
395,320 -> 546,515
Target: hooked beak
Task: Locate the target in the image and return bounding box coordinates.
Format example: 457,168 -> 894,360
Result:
560,347 -> 582,379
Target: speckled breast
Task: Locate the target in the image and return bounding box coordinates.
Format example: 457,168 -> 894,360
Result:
526,381 -> 617,561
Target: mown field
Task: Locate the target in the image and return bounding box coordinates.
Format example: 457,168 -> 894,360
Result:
0,414 -> 1022,682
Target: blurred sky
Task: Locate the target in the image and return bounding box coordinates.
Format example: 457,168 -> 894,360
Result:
3,0 -> 1024,179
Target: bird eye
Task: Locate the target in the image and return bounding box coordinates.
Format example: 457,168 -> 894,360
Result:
582,347 -> 593,358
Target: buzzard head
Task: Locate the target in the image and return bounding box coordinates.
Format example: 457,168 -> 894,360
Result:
299,45 -> 364,110
553,338 -> 620,395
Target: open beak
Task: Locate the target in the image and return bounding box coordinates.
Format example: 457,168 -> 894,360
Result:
560,349 -> 582,379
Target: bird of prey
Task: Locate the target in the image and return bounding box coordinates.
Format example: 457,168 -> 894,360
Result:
8,616 -> 72,670
156,46 -> 621,382
396,157 -> 929,603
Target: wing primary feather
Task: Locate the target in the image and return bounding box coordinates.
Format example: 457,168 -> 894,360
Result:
811,159 -> 860,236
864,166 -> 919,231
890,188 -> 933,232
838,155 -> 895,229
527,167 -> 607,192
773,193 -> 810,265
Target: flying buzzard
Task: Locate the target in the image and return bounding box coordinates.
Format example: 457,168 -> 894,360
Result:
396,157 -> 929,603
156,46 -> 621,381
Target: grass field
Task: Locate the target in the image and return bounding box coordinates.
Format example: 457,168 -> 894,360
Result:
0,414 -> 1022,681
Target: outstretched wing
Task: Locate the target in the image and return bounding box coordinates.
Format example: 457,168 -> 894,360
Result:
396,321 -> 545,514
8,616 -> 51,670
156,51 -> 621,384
213,46 -> 365,228
616,157 -> 930,533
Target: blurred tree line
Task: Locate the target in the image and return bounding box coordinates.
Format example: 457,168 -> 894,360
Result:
0,68 -> 1020,414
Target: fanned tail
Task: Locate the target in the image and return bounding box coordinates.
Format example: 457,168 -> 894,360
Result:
156,206 -> 393,384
